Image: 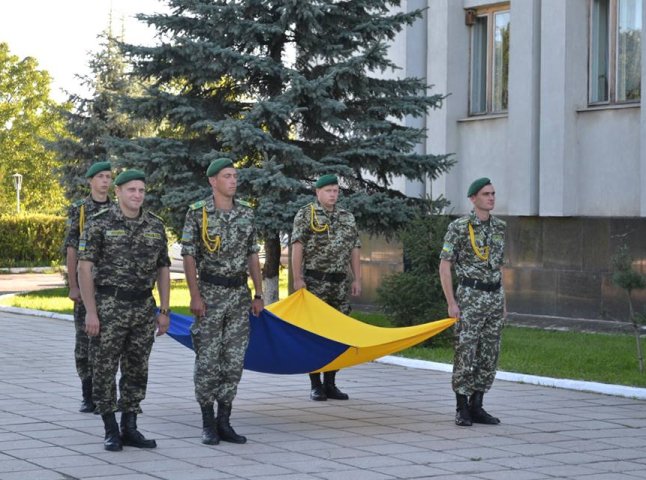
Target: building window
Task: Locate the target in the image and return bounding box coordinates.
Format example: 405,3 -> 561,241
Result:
590,0 -> 642,104
468,5 -> 510,115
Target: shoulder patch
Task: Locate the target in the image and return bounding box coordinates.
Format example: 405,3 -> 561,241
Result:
147,211 -> 165,223
190,200 -> 206,210
236,199 -> 252,208
90,208 -> 110,218
72,199 -> 86,208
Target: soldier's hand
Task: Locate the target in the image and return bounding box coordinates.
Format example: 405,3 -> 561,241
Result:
351,280 -> 362,297
85,313 -> 101,337
156,312 -> 170,336
251,298 -> 264,317
190,296 -> 206,318
448,302 -> 460,320
293,279 -> 306,291
68,286 -> 82,303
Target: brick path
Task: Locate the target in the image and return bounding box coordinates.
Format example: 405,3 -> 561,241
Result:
1,309 -> 646,480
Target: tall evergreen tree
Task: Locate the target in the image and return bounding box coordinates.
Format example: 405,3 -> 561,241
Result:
51,24 -> 152,201
115,0 -> 453,300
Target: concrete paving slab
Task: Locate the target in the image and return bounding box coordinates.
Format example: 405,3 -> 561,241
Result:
1,310 -> 646,480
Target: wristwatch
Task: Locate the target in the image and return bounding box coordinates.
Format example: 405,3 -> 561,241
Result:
159,308 -> 171,316
254,294 -> 263,300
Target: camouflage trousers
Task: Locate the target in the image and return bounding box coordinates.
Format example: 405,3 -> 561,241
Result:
305,276 -> 352,315
452,285 -> 505,396
93,294 -> 157,415
192,284 -> 250,406
73,301 -> 92,381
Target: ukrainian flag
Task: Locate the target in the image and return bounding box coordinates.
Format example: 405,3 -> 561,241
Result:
167,289 -> 455,374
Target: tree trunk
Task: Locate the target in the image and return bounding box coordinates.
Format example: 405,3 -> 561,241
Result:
262,233 -> 281,304
628,293 -> 644,373
287,239 -> 294,296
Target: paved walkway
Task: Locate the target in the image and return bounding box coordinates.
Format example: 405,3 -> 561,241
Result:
1,310 -> 646,480
0,273 -> 67,295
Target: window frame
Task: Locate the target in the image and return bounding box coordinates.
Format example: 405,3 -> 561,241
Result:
467,4 -> 511,116
588,0 -> 642,105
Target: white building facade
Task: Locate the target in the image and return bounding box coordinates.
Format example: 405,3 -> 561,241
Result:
368,0 -> 646,324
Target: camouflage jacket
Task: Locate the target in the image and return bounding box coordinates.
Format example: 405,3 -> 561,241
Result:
180,196 -> 260,277
77,204 -> 171,290
439,211 -> 506,284
291,201 -> 361,273
63,195 -> 112,251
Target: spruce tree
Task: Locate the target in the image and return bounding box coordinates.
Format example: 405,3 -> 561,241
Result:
51,25 -> 152,201
114,0 -> 453,300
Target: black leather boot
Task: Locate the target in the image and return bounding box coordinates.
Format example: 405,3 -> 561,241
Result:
216,401 -> 246,444
469,391 -> 500,425
120,412 -> 157,448
200,403 -> 220,445
101,412 -> 123,451
455,393 -> 472,427
79,377 -> 95,413
309,373 -> 327,401
323,371 -> 349,400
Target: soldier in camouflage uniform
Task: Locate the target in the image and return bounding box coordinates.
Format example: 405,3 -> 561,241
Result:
181,158 -> 264,446
291,174 -> 362,401
78,169 -> 171,451
63,161 -> 113,413
439,177 -> 506,427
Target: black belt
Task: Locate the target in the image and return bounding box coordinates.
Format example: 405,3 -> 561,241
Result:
460,278 -> 501,292
96,285 -> 152,301
305,269 -> 347,283
200,272 -> 247,288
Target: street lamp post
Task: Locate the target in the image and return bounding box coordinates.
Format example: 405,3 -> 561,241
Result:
12,173 -> 23,214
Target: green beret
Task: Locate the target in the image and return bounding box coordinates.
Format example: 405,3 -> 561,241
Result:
114,169 -> 146,186
206,158 -> 234,177
85,161 -> 112,178
467,177 -> 491,197
315,174 -> 338,189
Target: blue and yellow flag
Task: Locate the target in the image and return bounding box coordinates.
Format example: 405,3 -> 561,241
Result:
167,289 -> 455,374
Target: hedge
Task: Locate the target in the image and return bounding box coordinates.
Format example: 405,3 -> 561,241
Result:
0,213 -> 67,267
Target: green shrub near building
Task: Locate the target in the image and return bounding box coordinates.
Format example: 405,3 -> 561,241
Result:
0,213 -> 66,267
377,213 -> 453,347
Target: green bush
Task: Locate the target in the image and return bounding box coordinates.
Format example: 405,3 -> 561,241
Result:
377,212 -> 453,347
0,213 -> 67,267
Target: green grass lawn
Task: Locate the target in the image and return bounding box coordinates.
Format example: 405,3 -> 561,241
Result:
3,282 -> 646,388
397,328 -> 646,388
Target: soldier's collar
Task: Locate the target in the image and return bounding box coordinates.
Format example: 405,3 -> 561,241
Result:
115,204 -> 144,223
469,210 -> 490,226
206,195 -> 243,214
315,201 -> 335,214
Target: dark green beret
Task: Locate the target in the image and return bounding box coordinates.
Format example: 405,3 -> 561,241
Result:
206,158 -> 234,177
85,161 -> 112,178
114,169 -> 146,186
315,174 -> 338,189
467,177 -> 491,197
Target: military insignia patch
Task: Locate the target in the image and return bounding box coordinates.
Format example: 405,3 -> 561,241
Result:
106,229 -> 127,237
144,232 -> 161,239
79,240 -> 86,251
442,242 -> 453,253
